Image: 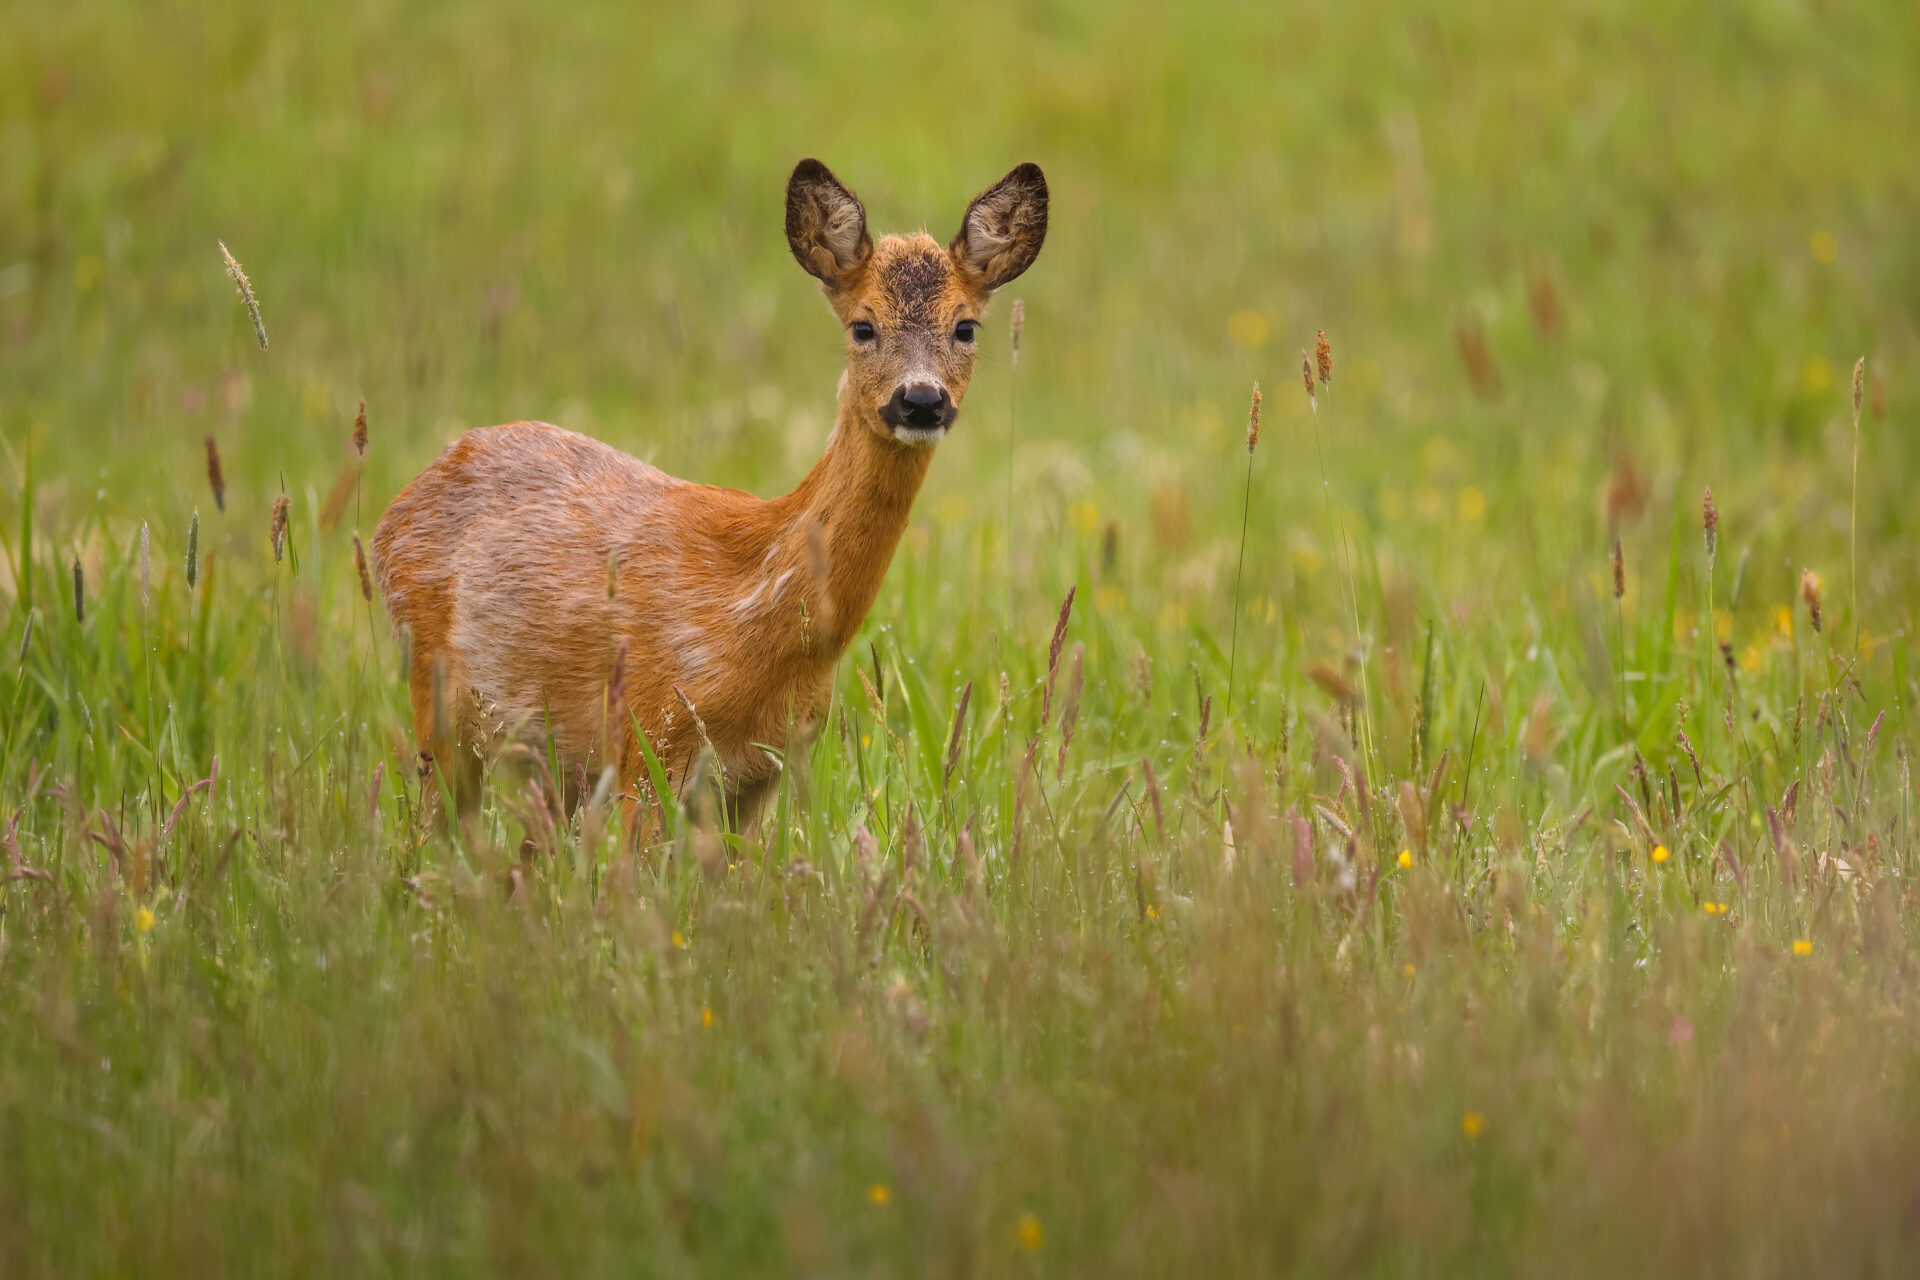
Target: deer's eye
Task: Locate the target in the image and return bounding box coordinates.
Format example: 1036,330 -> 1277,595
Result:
954,320 -> 979,343
850,321 -> 877,343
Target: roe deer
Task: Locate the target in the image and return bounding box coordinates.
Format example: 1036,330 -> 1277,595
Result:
372,158 -> 1048,834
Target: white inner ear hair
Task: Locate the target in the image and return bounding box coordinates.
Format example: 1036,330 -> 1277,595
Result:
820,200 -> 865,267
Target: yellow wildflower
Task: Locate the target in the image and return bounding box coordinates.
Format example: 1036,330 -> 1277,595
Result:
1792,939 -> 1813,957
1226,309 -> 1269,348
134,906 -> 155,933
1652,845 -> 1670,864
1803,355 -> 1832,393
701,1004 -> 715,1027
1397,849 -> 1413,869
671,930 -> 686,949
1462,1111 -> 1486,1139
1015,1211 -> 1045,1252
867,1183 -> 892,1207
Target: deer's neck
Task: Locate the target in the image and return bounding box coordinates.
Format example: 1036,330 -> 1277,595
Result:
775,382 -> 934,659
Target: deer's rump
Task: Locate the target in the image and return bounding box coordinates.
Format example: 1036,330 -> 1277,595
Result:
372,421 -> 679,765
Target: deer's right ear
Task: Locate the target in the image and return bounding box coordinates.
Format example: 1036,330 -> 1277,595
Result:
786,159 -> 872,289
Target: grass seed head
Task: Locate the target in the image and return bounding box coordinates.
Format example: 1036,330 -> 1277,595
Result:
186,510 -> 200,590
353,399 -> 369,458
1611,539 -> 1625,599
1702,487 -> 1718,559
204,435 -> 226,513
944,680 -> 973,789
1246,382 -> 1262,453
1301,349 -> 1316,412
270,495 -> 290,564
1315,329 -> 1332,385
138,522 -> 150,608
72,556 -> 84,624
352,533 -> 374,602
1852,357 -> 1865,426
217,240 -> 268,350
1043,586 -> 1076,727
1456,319 -> 1502,399
1801,569 -> 1822,633
1009,298 -> 1025,366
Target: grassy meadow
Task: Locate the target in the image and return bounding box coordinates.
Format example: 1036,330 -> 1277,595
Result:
6,0 -> 1920,1273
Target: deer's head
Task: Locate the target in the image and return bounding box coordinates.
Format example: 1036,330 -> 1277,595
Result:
786,159 -> 1048,445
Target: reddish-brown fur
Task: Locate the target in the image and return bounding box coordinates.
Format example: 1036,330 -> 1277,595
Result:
372,159 -> 1047,833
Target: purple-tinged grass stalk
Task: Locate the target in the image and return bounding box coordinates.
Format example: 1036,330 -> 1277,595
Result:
1850,357 -> 1865,647
1006,298 -> 1025,626
1225,383 -> 1261,724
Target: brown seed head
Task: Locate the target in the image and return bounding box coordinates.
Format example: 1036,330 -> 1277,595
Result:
944,680 -> 973,789
1852,358 -> 1865,426
1009,299 -> 1025,367
1701,487 -> 1718,559
352,533 -> 374,603
72,556 -> 84,624
204,435 -> 226,513
1246,382 -> 1262,454
1800,570 -> 1822,633
1301,349 -> 1316,412
1456,320 -> 1502,399
1526,264 -> 1562,337
270,495 -> 290,564
353,398 -> 369,458
1315,330 -> 1332,386
1611,539 -> 1625,599
1043,586 -> 1075,727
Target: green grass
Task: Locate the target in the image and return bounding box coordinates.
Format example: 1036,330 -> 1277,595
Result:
5,0 -> 1920,1274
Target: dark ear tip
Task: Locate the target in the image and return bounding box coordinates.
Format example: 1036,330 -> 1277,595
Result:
789,158 -> 834,188
1011,162 -> 1046,188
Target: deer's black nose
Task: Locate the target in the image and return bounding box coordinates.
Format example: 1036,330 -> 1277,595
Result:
885,382 -> 953,432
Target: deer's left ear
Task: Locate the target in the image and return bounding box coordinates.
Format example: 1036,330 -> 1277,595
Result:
949,163 -> 1049,291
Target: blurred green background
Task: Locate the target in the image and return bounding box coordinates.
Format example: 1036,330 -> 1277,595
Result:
6,0 -> 1914,627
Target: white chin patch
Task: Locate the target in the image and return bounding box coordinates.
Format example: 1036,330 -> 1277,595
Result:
891,424 -> 947,445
